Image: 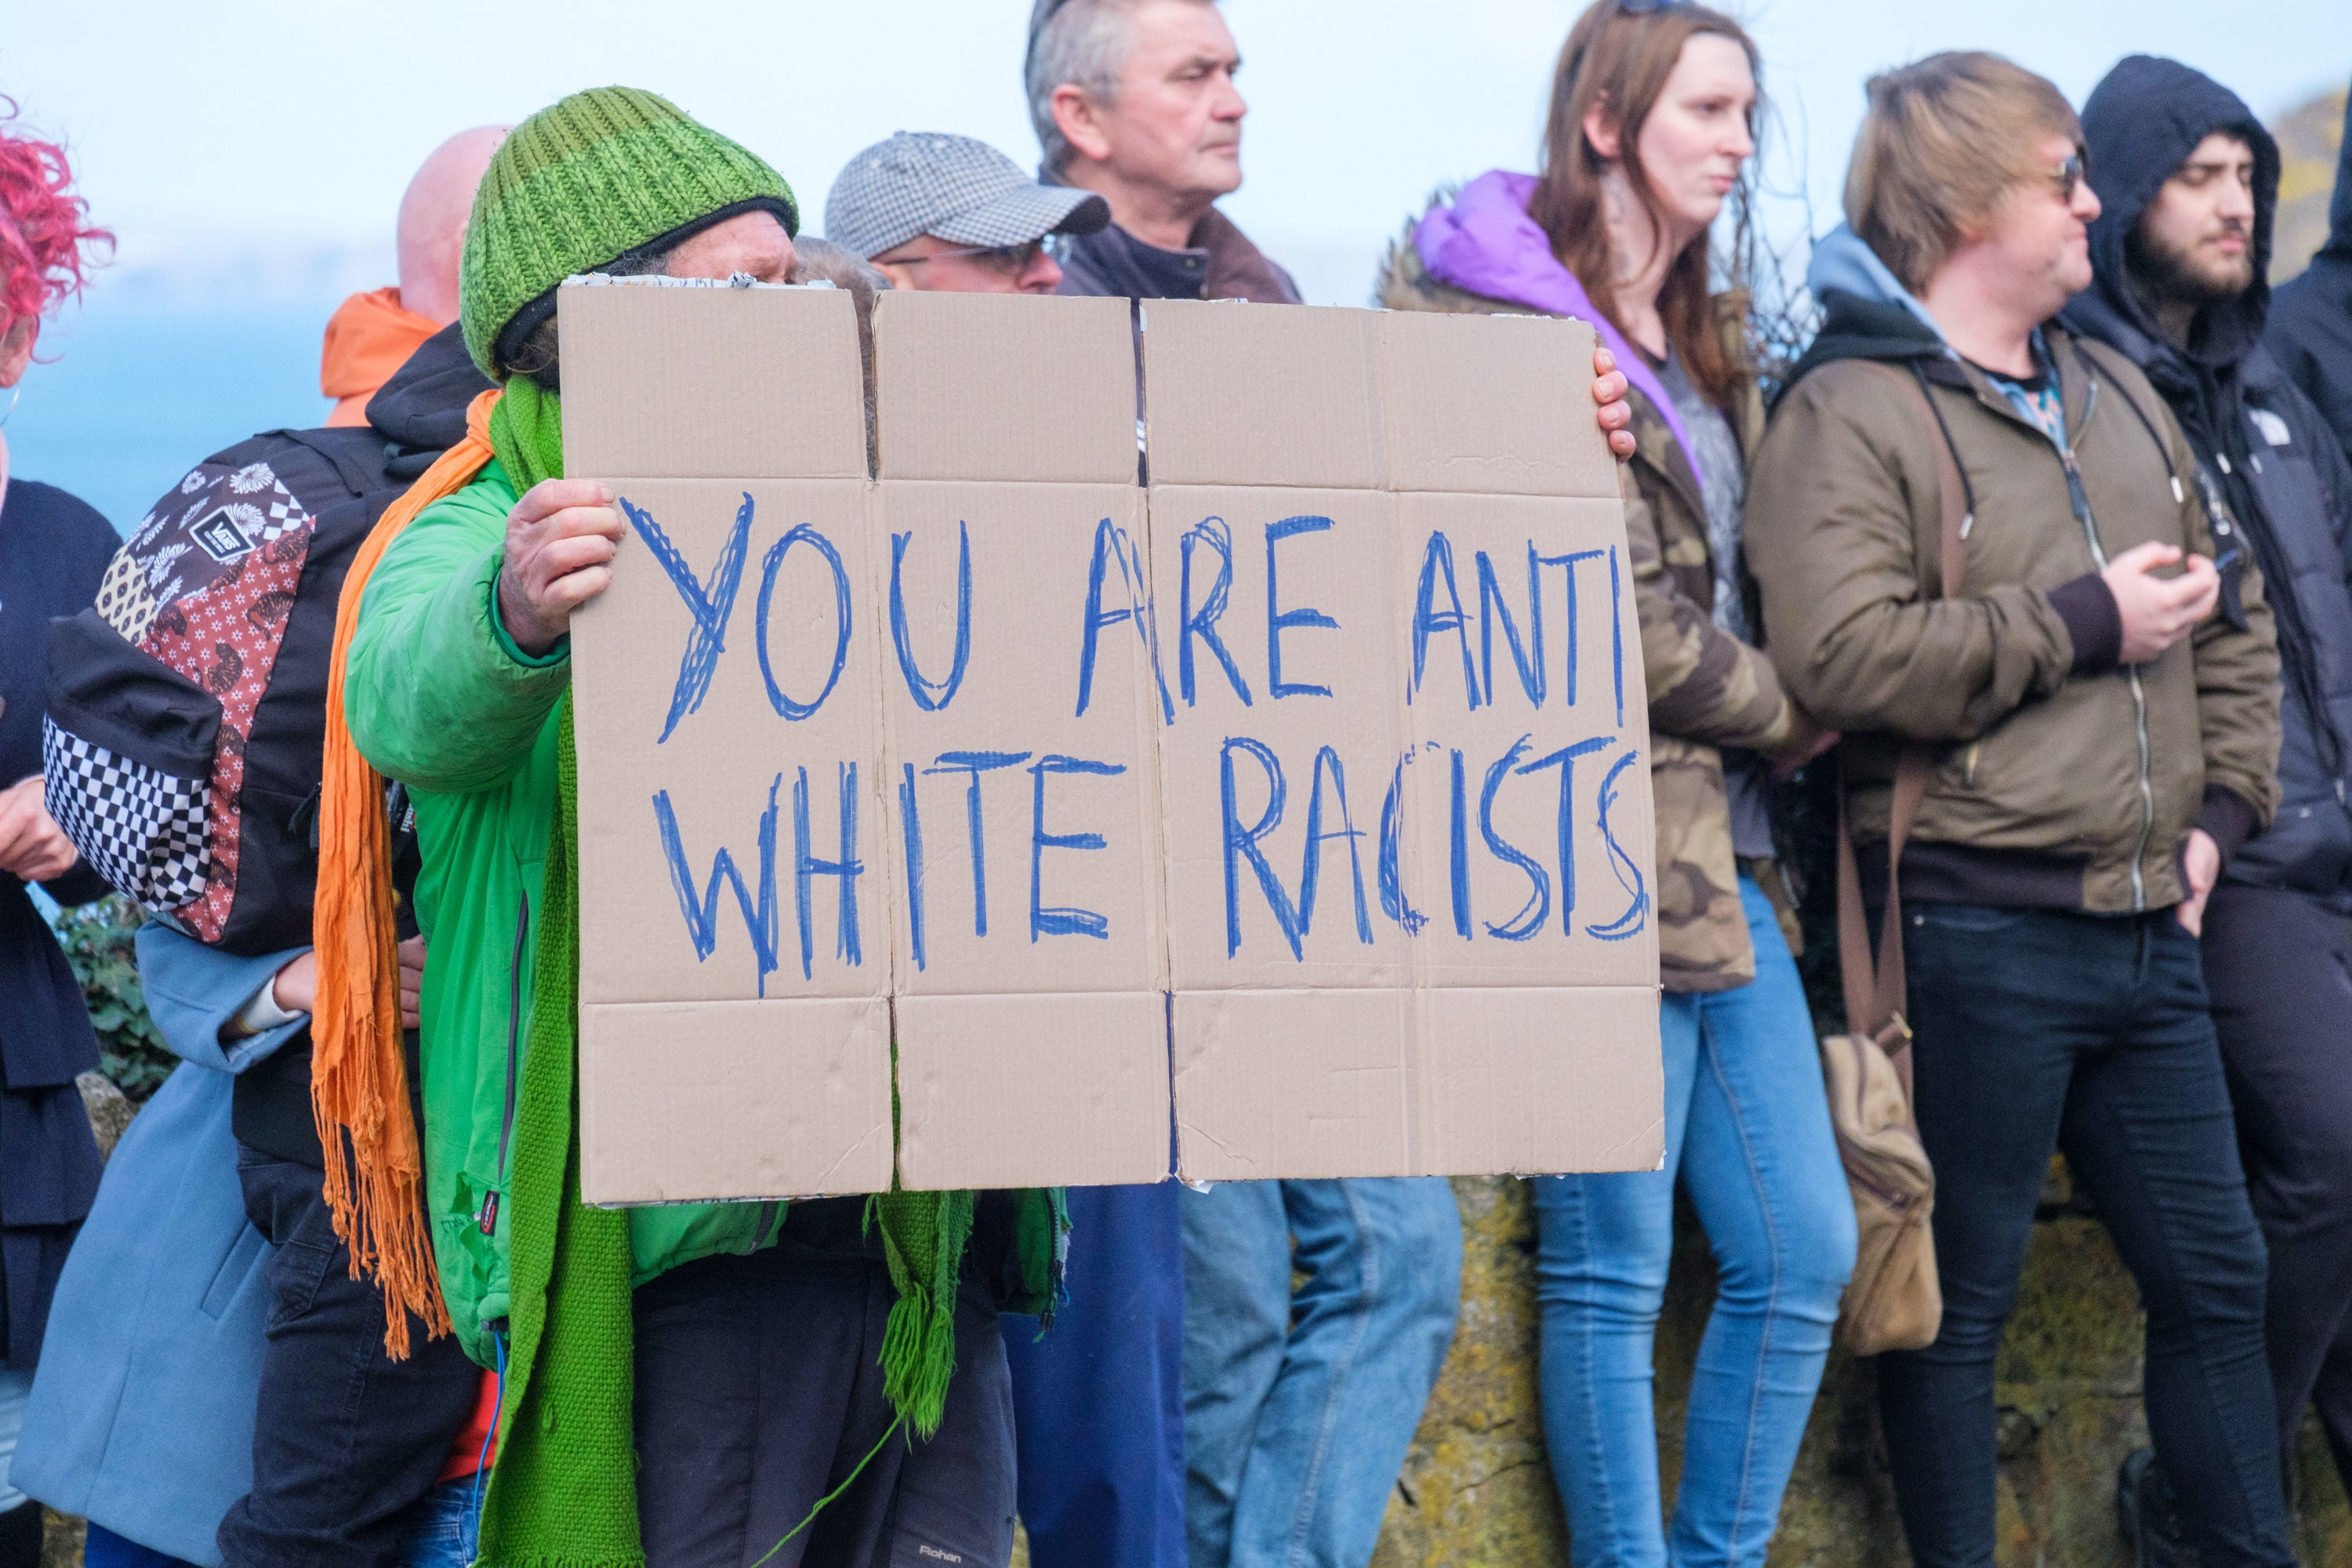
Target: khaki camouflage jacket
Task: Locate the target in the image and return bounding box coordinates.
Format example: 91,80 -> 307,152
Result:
1381,234 -> 1799,992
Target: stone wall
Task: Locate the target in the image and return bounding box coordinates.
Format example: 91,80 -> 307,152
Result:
1368,1172 -> 2352,1567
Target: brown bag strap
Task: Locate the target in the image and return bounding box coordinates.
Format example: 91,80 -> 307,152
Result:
1836,365 -> 1968,1054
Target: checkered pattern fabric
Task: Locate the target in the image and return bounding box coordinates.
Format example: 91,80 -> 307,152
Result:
48,454 -> 318,930
42,717 -> 211,909
823,130 -> 1109,260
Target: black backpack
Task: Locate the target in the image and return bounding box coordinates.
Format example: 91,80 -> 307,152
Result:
43,325 -> 490,957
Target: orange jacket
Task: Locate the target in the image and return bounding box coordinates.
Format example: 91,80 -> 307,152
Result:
319,287 -> 441,427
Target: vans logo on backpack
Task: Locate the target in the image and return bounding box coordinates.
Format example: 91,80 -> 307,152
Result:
189,504 -> 257,564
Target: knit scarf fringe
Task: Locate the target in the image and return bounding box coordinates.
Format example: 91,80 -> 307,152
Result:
310,387 -> 501,1356
872,1186 -> 975,1440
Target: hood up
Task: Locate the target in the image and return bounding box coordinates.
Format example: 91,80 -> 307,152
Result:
1411,169 -> 1701,478
2264,82 -> 2352,456
1781,224 -> 1948,394
2064,55 -> 2278,372
366,321 -> 495,474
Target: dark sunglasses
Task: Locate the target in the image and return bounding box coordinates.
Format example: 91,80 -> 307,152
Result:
2047,148 -> 2090,202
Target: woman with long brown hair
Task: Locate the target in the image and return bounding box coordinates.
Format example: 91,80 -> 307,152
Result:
1383,5 -> 1853,1563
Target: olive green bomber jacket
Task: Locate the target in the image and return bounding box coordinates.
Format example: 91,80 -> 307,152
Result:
1746,328 -> 2282,914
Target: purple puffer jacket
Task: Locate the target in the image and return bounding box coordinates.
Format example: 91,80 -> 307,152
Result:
1412,169 -> 1701,482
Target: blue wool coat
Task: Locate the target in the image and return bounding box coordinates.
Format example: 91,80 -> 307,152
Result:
15,926 -> 305,1566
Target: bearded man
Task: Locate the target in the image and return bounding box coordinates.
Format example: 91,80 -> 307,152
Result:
2063,54 -> 2352,1565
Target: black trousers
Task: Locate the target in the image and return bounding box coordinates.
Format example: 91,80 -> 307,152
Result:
1877,904 -> 2292,1568
216,1149 -> 481,1568
2203,880 -> 2352,1490
633,1229 -> 1017,1568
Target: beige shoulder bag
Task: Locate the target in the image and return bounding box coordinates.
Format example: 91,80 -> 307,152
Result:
1818,365 -> 1964,1356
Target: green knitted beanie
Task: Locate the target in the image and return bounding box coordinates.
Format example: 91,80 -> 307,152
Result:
459,85 -> 797,379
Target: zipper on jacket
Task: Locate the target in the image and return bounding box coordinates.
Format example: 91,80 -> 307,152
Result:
1963,742 -> 1981,789
477,891 -> 530,1236
2056,379 -> 2155,913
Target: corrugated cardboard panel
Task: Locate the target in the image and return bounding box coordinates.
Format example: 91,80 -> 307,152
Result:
1171,989 -> 1410,1180
895,993 -> 1171,1189
1145,303 -> 1414,1181
872,481 -> 1165,998
871,292 -> 1136,484
1392,491 -> 1657,991
872,470 -> 1172,1186
579,997 -> 894,1203
1150,484 -> 1410,993
1148,474 -> 1414,1175
561,282 -> 866,481
1414,985 -> 1662,1176
1375,310 -> 1618,499
572,479 -> 888,1007
1141,300 -> 1381,489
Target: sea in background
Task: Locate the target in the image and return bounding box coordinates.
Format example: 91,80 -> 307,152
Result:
6,246 -> 383,535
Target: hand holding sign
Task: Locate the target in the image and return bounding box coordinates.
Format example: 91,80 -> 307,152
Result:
1593,346 -> 1635,459
497,477 -> 627,656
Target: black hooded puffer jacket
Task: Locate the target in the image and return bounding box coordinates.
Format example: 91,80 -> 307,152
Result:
2269,82 -> 2352,462
2063,55 -> 2352,909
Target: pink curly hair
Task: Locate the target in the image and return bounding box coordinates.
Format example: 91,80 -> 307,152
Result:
0,98 -> 111,333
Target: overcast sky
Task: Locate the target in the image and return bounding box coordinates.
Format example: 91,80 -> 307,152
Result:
4,0 -> 2348,308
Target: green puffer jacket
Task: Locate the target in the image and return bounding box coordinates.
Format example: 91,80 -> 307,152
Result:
346,460 -> 789,1364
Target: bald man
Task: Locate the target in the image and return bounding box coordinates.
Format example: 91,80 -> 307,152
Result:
320,125 -> 506,425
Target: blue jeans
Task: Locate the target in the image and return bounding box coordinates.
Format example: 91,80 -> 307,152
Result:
393,1477 -> 479,1568
1533,877 -> 1855,1568
1004,1181 -> 1188,1568
1181,1176 -> 1463,1568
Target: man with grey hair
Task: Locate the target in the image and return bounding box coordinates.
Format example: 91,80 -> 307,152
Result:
1027,0 -> 1290,303
1015,9 -> 1635,1568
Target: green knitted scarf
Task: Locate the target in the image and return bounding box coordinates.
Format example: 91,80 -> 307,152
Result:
477,699 -> 641,1567
473,379 -> 976,1567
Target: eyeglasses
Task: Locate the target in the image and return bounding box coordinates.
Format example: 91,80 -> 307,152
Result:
2046,149 -> 2089,202
887,238 -> 1058,277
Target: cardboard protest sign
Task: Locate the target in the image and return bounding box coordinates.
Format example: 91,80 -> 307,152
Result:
563,278 -> 1661,1203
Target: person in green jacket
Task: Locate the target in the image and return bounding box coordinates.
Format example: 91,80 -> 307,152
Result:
343,87 -> 1054,1568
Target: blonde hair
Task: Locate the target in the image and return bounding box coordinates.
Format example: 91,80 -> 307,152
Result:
1844,51 -> 2082,293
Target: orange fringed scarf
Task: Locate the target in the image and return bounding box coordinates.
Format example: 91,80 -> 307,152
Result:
312,387 -> 500,1356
